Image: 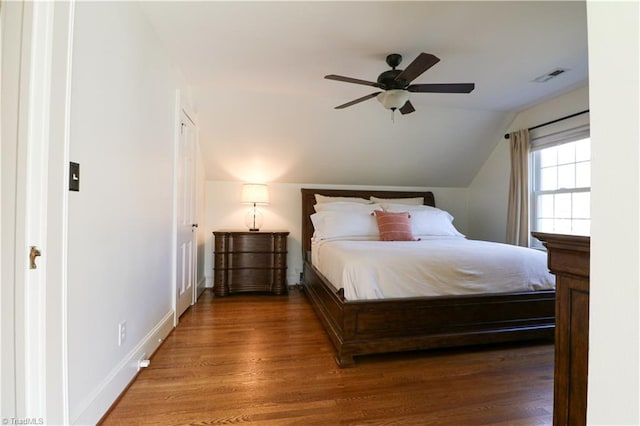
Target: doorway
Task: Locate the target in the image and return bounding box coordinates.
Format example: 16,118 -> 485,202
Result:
175,109 -> 197,319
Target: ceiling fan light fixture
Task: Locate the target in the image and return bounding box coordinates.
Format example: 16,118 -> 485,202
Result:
377,90 -> 409,110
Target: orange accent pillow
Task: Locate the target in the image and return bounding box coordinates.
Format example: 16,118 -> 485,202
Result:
373,210 -> 416,241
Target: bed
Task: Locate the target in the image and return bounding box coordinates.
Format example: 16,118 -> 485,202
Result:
300,188 -> 555,367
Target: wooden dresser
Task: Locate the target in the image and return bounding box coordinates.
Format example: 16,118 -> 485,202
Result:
532,232 -> 590,426
213,230 -> 289,296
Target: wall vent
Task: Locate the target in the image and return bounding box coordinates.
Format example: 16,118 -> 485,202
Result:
532,68 -> 569,83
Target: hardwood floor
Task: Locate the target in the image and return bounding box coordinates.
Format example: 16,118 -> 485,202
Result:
101,287 -> 554,425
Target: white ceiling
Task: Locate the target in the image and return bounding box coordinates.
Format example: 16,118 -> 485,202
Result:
140,1 -> 588,186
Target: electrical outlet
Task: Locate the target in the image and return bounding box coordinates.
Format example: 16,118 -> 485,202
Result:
118,320 -> 127,346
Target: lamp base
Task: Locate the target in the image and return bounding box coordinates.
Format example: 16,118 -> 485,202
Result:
245,207 -> 264,232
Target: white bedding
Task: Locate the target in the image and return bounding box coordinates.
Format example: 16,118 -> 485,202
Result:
311,237 -> 555,301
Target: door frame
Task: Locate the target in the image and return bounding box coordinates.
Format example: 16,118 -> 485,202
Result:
1,1 -> 73,422
194,132 -> 207,301
1,0 -> 22,417
176,107 -> 195,319
182,110 -> 200,305
172,93 -> 199,325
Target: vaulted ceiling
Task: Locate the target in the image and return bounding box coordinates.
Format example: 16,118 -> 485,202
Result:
140,1 -> 588,187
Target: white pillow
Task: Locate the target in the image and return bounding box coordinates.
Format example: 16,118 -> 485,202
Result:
315,194 -> 370,204
370,196 -> 424,206
314,202 -> 383,213
310,210 -> 381,240
382,203 -> 439,213
410,209 -> 465,237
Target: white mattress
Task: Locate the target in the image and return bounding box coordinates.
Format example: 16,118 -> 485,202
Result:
311,237 -> 555,301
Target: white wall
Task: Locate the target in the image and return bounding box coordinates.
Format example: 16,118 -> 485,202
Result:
66,3 -> 188,423
204,181 -> 469,286
587,1 -> 639,423
467,85 -> 590,242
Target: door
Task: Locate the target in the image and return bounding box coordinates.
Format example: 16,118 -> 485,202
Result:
1,1 -> 72,422
176,110 -> 196,318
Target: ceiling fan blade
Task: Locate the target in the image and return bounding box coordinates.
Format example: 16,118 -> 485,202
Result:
399,101 -> 416,115
325,74 -> 381,87
334,92 -> 381,109
408,83 -> 475,93
394,53 -> 440,84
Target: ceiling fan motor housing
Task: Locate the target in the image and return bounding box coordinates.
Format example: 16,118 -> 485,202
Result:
377,69 -> 408,90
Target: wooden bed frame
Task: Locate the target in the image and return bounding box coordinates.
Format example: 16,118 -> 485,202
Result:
300,188 -> 555,367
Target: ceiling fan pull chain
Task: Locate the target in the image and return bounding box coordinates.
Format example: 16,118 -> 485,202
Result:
391,109 -> 395,123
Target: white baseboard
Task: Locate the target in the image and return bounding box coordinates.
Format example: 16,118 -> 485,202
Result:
205,275 -> 214,288
197,276 -> 207,290
288,272 -> 300,285
197,276 -> 207,298
71,311 -> 174,425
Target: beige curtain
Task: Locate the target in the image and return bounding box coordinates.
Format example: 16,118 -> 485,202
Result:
506,129 -> 530,246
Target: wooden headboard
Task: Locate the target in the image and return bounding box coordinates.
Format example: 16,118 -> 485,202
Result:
300,188 -> 436,260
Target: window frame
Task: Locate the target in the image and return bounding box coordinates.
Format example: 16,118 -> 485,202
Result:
529,125 -> 591,248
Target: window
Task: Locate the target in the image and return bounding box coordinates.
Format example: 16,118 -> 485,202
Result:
530,128 -> 590,247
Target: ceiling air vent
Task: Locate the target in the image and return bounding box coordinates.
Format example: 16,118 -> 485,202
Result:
532,68 -> 569,83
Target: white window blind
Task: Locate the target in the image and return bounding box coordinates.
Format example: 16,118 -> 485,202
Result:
530,124 -> 591,151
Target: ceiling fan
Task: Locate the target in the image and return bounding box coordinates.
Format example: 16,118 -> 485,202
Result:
325,53 -> 475,116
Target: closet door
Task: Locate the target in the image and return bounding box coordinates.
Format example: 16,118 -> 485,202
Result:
176,110 -> 196,319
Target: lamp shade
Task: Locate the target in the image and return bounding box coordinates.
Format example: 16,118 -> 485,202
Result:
241,184 -> 269,205
377,90 -> 410,110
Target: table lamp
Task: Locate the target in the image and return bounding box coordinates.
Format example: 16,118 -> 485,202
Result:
241,183 -> 269,231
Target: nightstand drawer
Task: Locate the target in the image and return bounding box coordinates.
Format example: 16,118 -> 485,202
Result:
221,233 -> 284,252
226,268 -> 286,293
215,252 -> 285,269
213,230 -> 289,296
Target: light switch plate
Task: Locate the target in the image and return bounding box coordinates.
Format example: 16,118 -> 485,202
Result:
69,162 -> 80,191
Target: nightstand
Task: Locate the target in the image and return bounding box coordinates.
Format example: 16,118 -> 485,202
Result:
213,230 -> 289,296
